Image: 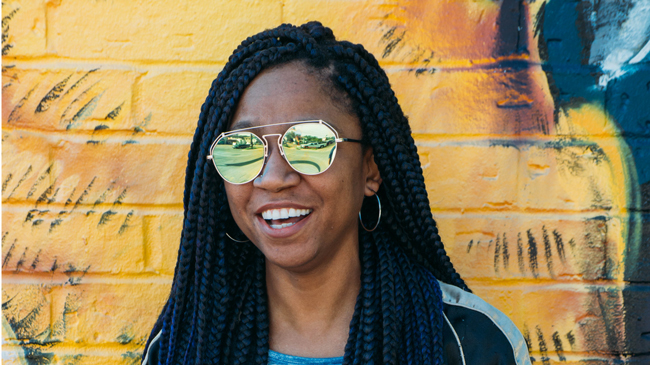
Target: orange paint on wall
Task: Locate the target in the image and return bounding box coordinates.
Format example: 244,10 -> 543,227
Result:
3,0 -> 643,363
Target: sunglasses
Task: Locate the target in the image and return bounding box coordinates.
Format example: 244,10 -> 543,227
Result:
208,120 -> 362,184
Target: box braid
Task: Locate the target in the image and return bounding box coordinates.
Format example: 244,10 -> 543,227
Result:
143,21 -> 468,365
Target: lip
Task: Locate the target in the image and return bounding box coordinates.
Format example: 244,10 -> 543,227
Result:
256,211 -> 312,239
254,202 -> 313,215
254,202 -> 313,239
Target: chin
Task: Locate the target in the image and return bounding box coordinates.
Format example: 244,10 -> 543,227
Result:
260,244 -> 321,272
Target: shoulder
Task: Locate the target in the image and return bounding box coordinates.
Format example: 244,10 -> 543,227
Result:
141,331 -> 161,365
438,280 -> 532,365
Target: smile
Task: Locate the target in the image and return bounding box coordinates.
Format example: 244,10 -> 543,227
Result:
261,208 -> 312,229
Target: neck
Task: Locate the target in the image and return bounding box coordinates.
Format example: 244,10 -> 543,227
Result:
266,239 -> 361,358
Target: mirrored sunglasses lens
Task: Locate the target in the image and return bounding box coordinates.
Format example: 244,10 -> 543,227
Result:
212,132 -> 265,183
282,123 -> 336,174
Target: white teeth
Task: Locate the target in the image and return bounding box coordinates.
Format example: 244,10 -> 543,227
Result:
261,208 -> 312,221
270,222 -> 296,229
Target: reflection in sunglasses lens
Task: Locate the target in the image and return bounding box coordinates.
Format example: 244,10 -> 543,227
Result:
283,124 -> 336,174
213,132 -> 265,183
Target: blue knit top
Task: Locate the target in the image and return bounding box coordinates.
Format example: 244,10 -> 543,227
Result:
268,350 -> 344,365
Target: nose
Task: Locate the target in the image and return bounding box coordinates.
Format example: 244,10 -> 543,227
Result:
253,135 -> 300,192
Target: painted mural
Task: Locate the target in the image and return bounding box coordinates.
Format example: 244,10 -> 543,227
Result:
2,0 -> 649,364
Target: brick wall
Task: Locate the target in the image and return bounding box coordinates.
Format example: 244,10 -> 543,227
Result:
3,0 -> 649,364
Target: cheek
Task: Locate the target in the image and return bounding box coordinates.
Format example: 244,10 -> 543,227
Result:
224,185 -> 250,222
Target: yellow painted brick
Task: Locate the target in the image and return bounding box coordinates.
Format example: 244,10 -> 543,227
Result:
2,68 -> 137,131
517,140 -> 629,214
2,1 -> 47,57
389,67 -> 555,135
2,131 -> 189,206
436,215 -> 623,281
2,209 -> 144,274
2,284 -> 51,341
284,0 -> 502,65
133,70 -> 220,135
47,0 -> 282,62
3,282 -> 170,345
143,214 -> 182,274
419,143 -> 519,210
469,283 -> 627,354
2,346 -> 146,365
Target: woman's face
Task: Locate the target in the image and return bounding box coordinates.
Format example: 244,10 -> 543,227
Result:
224,63 -> 381,272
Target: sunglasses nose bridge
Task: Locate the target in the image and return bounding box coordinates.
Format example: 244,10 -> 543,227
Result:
261,133 -> 285,157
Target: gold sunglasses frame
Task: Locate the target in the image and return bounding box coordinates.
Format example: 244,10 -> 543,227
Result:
207,120 -> 363,185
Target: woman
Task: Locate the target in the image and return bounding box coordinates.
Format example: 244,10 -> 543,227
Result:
142,22 -> 531,365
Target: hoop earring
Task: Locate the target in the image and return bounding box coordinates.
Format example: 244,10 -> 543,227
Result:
225,232 -> 250,243
359,193 -> 381,232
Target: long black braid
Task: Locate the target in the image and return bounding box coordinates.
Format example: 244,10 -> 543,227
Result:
144,21 -> 468,365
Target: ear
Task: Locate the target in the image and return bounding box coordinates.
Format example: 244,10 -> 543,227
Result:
362,147 -> 382,196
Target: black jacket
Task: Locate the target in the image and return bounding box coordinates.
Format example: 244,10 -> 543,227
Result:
143,281 -> 531,364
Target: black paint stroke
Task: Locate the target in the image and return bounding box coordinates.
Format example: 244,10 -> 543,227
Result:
105,101 -> 125,120
49,218 -> 63,233
118,210 -> 134,235
502,233 -> 510,271
522,323 -> 532,351
66,265 -> 90,285
595,289 -> 624,353
35,74 -> 72,113
50,257 -> 58,272
542,226 -> 554,276
98,188 -> 128,227
5,163 -> 32,199
71,177 -> 97,213
60,68 -> 99,99
30,249 -> 41,270
2,173 -> 13,192
551,331 -> 566,361
1,7 -> 19,56
15,247 -> 28,272
88,183 -> 114,216
566,330 -> 576,350
495,0 -> 529,56
98,210 -> 116,226
527,229 -> 539,278
3,240 -> 16,268
23,209 -> 38,224
381,26 -> 405,58
70,90 -> 105,126
517,232 -> 525,274
62,187 -> 76,210
494,233 -> 502,274
60,81 -> 99,124
47,187 -> 60,205
551,229 -> 566,263
536,326 -> 550,365
567,238 -> 576,251
35,180 -> 57,208
466,239 -> 474,253
2,8 -> 20,32
124,113 -> 152,144
114,188 -> 127,205
25,164 -> 53,200
7,85 -> 38,123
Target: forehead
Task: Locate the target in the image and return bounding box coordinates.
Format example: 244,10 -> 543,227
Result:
229,64 -> 360,136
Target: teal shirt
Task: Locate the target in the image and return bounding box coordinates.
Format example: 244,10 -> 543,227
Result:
268,350 -> 343,365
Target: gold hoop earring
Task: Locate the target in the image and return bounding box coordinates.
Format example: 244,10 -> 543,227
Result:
359,193 -> 381,232
225,232 -> 250,243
